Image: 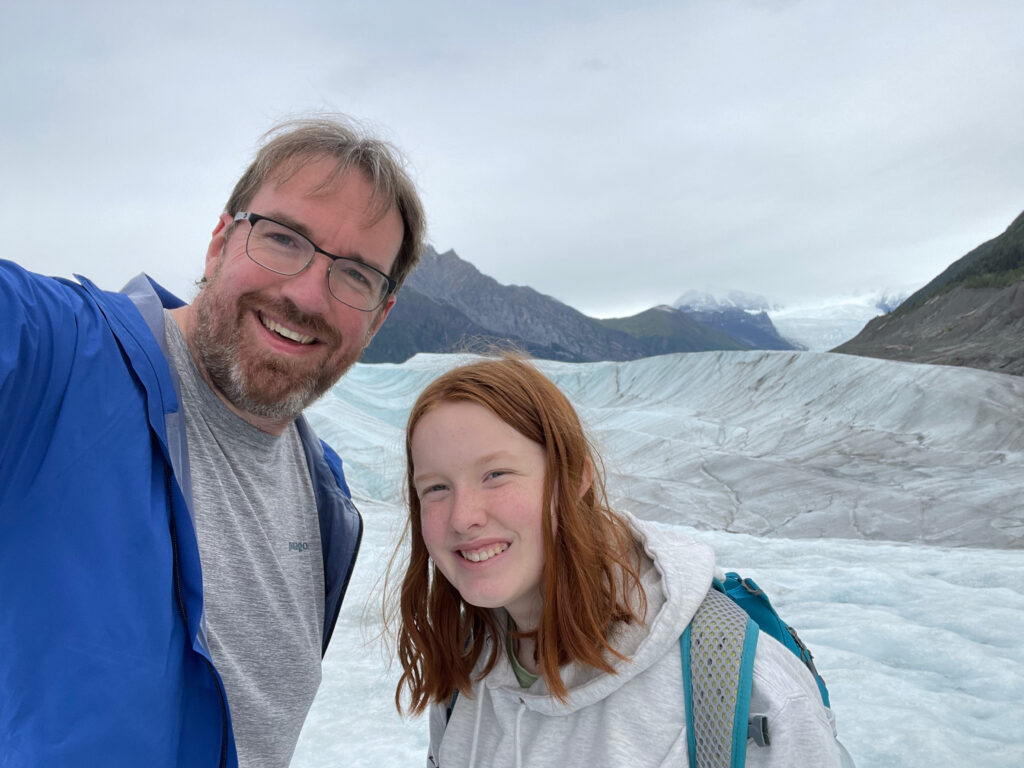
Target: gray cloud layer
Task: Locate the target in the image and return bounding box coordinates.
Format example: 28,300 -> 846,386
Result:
2,0 -> 1022,316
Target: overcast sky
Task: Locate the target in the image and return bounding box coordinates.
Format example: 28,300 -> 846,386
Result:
2,0 -> 1022,317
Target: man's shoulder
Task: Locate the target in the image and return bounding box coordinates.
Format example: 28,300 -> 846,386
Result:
293,418 -> 352,501
0,261 -> 179,342
0,261 -> 115,374
1,259 -> 89,316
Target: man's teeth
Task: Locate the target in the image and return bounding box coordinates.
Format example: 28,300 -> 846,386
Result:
460,543 -> 509,563
261,315 -> 314,344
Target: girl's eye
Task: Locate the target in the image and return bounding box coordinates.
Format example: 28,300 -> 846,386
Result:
485,470 -> 508,480
419,483 -> 448,497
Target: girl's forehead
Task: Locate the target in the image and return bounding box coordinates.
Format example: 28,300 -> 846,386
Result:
413,401 -> 516,441
410,401 -> 544,465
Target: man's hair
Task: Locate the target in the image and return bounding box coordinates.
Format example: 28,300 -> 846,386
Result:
224,115 -> 426,290
391,355 -> 646,715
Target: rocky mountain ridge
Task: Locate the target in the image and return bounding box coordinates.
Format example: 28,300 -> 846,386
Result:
364,247 -> 796,363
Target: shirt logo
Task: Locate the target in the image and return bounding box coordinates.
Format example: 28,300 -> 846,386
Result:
289,541 -> 310,552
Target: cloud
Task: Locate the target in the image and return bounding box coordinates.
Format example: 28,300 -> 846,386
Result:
2,0 -> 1022,316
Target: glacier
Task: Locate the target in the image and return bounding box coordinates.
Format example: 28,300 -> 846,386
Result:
293,351 -> 1024,767
767,293 -> 907,351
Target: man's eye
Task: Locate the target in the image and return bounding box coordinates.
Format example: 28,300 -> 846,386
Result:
343,267 -> 372,286
269,232 -> 300,248
256,227 -> 304,252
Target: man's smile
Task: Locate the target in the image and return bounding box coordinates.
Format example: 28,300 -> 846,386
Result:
258,311 -> 317,345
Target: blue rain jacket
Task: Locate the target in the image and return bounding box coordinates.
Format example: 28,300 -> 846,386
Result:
0,260 -> 362,767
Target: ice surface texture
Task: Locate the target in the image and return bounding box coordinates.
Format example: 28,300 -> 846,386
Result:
293,351 -> 1024,767
309,350 -> 1024,549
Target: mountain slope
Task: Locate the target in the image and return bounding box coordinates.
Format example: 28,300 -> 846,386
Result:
680,307 -> 794,350
672,290 -> 797,350
834,210 -> 1024,375
893,209 -> 1024,317
597,306 -> 749,353
362,286 -> 585,363
365,247 -> 783,363
402,247 -> 647,361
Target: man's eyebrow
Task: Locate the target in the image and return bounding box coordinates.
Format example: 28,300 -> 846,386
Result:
263,211 -> 316,242
263,211 -> 371,265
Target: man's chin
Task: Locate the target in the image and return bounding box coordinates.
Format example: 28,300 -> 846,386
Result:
226,366 -> 323,422
231,351 -> 362,421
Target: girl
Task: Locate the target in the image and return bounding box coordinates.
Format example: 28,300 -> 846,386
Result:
390,356 -> 844,767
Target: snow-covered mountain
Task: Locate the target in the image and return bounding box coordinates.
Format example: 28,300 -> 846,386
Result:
673,288 -> 772,312
294,351 -> 1024,768
671,289 -> 794,349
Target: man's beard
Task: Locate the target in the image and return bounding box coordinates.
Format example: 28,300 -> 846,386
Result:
190,283 -> 367,424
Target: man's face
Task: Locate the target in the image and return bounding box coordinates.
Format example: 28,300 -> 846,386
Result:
189,156 -> 403,429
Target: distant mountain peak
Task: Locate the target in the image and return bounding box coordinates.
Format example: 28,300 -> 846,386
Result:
673,288 -> 772,312
364,248 -> 797,363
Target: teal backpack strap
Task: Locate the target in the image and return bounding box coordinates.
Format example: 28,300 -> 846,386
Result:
720,573 -> 829,707
681,586 -> 761,768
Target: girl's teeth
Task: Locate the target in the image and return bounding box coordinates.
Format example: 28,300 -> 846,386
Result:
461,543 -> 509,562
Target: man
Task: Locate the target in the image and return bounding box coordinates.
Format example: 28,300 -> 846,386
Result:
0,117 -> 426,767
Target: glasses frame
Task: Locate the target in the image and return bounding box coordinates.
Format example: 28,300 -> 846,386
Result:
233,211 -> 397,312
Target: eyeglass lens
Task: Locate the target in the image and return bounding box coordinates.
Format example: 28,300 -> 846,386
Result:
246,218 -> 389,310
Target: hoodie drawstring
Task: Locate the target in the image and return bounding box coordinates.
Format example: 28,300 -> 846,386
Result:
467,686 -> 485,768
514,699 -> 526,768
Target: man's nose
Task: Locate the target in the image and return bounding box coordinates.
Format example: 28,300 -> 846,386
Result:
278,254 -> 334,316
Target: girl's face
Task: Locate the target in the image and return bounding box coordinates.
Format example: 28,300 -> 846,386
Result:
411,401 -> 547,631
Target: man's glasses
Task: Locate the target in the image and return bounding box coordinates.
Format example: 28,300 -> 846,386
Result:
233,212 -> 396,312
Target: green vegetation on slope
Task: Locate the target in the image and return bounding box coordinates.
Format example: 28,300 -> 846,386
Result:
597,307 -> 749,352
893,209 -> 1024,318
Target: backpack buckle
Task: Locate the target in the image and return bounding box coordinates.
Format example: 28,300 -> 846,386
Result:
748,714 -> 770,747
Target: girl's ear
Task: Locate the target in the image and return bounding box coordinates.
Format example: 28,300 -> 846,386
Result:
578,459 -> 594,499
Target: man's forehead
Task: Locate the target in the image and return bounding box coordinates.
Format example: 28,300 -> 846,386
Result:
262,157 -> 393,220
267,156 -> 359,193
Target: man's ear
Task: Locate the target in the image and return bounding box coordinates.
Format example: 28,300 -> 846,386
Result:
366,293 -> 397,340
204,212 -> 234,280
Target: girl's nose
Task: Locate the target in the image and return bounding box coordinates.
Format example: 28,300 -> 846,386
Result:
449,489 -> 486,533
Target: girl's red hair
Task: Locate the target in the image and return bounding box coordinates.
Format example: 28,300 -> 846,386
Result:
390,356 -> 646,714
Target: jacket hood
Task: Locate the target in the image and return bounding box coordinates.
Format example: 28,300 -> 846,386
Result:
486,512 -> 715,716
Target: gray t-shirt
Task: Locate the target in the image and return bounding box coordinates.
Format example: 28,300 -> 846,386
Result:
165,313 -> 325,768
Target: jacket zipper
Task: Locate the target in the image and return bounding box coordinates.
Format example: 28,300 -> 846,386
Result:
166,465 -> 230,768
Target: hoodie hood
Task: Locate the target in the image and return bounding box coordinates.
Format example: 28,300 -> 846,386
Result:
429,512 -> 844,768
483,512 -> 715,716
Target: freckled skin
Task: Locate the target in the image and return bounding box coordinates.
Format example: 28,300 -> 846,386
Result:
411,401 -> 548,632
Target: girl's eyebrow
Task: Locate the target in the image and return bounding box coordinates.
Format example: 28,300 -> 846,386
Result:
412,470 -> 442,485
476,450 -> 515,465
412,450 -> 520,484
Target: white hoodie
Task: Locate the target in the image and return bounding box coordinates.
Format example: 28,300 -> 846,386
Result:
426,515 -> 844,767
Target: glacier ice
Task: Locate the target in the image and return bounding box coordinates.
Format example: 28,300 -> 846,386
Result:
294,351 -> 1024,768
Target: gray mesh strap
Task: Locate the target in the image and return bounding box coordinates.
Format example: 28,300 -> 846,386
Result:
681,587 -> 760,768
